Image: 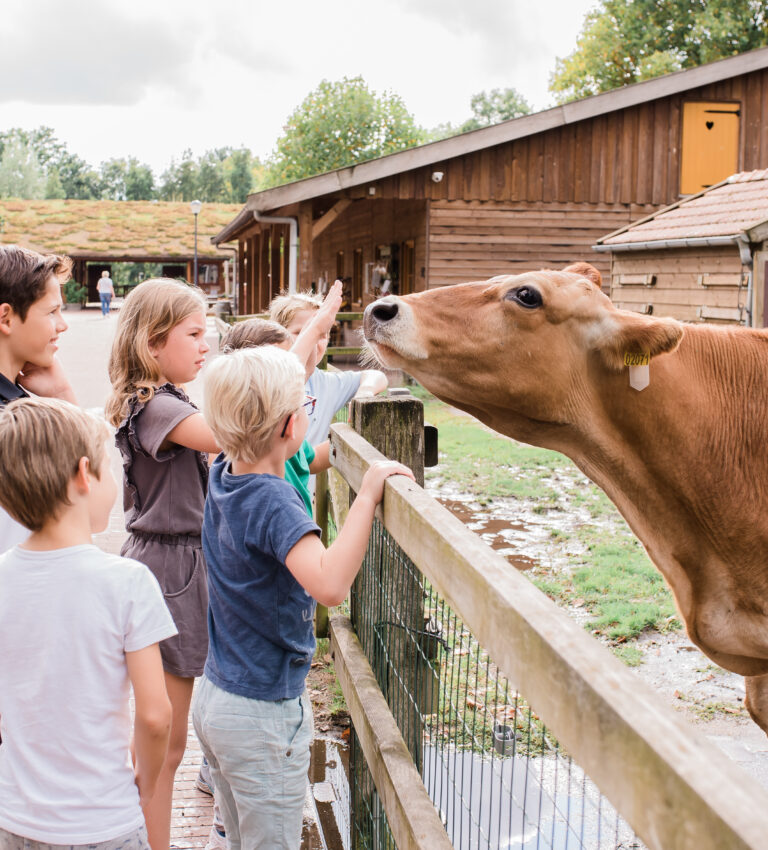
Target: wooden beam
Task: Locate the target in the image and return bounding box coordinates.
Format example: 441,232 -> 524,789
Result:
311,199 -> 352,241
298,201 -> 313,290
329,615 -> 453,850
328,421 -> 768,850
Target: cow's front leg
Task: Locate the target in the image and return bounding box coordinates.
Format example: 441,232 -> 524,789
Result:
745,673 -> 768,736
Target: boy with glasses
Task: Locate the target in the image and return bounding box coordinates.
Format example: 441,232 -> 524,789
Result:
193,346 -> 412,849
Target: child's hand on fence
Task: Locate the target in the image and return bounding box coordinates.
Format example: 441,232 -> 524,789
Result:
359,460 -> 414,504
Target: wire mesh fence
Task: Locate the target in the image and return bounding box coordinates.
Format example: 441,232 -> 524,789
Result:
345,517 -> 645,850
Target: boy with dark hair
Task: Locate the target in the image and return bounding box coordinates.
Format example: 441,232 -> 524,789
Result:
0,398 -> 175,849
0,244 -> 77,552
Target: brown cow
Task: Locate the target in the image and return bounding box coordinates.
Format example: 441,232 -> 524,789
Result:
362,263 -> 768,735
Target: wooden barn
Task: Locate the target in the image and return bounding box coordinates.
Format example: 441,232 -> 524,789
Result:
214,47 -> 768,316
595,169 -> 768,326
0,199 -> 239,301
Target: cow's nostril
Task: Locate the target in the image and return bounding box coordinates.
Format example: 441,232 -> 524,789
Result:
372,302 -> 399,323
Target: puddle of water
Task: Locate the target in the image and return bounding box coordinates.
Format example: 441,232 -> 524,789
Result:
302,737 -> 350,850
440,498 -> 537,572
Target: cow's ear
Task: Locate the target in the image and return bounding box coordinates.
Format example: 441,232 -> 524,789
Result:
598,313 -> 684,370
563,262 -> 602,288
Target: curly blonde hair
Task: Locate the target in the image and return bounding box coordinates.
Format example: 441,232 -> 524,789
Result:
106,278 -> 206,426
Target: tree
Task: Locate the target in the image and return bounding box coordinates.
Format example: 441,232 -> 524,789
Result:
265,76 -> 422,186
0,137 -> 45,199
460,88 -> 532,131
197,148 -> 230,202
226,148 -> 254,203
125,159 -> 155,200
550,0 -> 768,102
159,149 -> 199,201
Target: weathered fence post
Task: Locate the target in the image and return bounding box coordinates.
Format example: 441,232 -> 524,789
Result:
350,389 -> 426,777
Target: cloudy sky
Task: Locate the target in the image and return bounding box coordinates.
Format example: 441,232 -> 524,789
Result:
0,0 -> 597,174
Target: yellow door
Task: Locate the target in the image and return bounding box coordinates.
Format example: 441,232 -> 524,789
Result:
680,101 -> 740,194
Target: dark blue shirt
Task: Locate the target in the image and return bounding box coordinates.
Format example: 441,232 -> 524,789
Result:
202,455 -> 320,700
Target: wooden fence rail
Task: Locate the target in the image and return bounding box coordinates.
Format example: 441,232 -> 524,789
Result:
328,418 -> 768,850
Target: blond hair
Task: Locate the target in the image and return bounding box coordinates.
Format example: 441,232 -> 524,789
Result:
221,318 -> 290,353
106,278 -> 206,426
203,347 -> 305,463
0,398 -> 108,532
268,290 -> 322,329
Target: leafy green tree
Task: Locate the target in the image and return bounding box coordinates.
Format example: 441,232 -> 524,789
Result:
100,158 -> 129,200
226,147 -> 254,202
125,159 -> 155,200
44,168 -> 66,199
460,88 -> 532,131
265,76 -> 422,186
159,149 -> 199,201
0,137 -> 45,199
197,148 -> 230,202
550,0 -> 768,102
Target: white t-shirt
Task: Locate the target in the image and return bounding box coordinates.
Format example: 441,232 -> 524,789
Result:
0,508 -> 29,554
305,367 -> 361,446
97,276 -> 114,294
0,544 -> 177,843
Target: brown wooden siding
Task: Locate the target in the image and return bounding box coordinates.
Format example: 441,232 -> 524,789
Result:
609,247 -> 746,324
310,199 -> 427,303
343,68 -> 768,209
427,201 -> 655,287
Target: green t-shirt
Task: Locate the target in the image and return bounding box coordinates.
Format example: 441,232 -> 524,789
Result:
285,439 -> 315,517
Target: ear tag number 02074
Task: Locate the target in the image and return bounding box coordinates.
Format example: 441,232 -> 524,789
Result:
624,352 -> 650,391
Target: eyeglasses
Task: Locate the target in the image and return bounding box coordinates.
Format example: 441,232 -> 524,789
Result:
280,396 -> 317,438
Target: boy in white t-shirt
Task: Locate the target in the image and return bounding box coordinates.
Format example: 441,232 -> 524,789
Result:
0,398 -> 176,849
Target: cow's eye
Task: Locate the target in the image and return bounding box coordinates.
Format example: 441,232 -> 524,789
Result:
508,286 -> 542,308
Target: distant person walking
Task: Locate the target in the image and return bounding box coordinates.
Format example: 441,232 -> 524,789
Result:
98,270 -> 115,316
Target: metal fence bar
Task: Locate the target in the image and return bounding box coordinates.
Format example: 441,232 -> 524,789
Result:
329,420 -> 768,850
330,614 -> 454,850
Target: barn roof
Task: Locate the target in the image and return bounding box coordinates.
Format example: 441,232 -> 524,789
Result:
595,169 -> 768,249
215,46 -> 768,244
0,199 -> 239,261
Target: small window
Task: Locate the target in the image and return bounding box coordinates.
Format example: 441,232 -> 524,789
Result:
680,101 -> 740,194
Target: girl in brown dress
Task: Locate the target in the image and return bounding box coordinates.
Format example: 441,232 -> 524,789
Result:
106,279 -> 220,850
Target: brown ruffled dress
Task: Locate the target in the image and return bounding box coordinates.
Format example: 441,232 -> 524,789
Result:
115,384 -> 209,678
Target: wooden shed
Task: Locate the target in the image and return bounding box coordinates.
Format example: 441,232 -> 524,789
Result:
0,199 -> 239,301
214,47 -> 768,316
594,169 -> 768,326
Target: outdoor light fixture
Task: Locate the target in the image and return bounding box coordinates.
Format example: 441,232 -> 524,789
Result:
190,199 -> 202,286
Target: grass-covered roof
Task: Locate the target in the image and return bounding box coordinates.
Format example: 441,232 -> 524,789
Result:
0,199 -> 239,260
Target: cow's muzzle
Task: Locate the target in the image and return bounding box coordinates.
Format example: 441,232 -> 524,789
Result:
363,296 -> 400,340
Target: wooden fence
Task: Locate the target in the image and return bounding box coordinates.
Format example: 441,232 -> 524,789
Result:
325,393 -> 768,850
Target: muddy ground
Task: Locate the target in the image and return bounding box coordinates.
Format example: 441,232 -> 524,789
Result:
424,472 -> 768,788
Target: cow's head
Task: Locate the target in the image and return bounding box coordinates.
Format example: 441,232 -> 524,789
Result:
363,263 -> 684,440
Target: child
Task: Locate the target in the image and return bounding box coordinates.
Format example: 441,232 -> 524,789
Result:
106,278 -> 342,850
0,398 -> 175,849
221,318 -> 329,516
269,289 -> 389,445
192,346 -> 413,849
0,244 -> 77,554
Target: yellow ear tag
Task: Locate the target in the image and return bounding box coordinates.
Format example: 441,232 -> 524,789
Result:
623,352 -> 650,391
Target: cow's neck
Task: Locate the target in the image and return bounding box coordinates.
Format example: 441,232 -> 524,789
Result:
563,326 -> 768,614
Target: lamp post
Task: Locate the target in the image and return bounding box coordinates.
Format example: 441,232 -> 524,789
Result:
190,199 -> 202,286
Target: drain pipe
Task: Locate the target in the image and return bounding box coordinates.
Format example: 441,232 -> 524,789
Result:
736,234 -> 754,327
253,211 -> 298,293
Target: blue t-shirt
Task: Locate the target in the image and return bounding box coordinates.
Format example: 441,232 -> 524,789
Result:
202,455 -> 320,700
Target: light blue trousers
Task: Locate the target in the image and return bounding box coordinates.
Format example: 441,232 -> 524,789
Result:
192,675 -> 313,850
